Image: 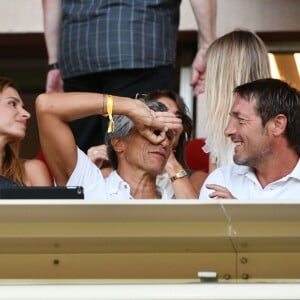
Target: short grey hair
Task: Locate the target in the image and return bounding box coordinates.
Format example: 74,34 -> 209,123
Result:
106,100 -> 168,169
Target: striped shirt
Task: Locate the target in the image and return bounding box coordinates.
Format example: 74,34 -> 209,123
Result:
60,0 -> 181,79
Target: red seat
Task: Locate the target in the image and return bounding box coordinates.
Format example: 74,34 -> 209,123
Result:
185,138 -> 209,173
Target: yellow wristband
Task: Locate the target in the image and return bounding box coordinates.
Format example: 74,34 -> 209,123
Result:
106,94 -> 114,133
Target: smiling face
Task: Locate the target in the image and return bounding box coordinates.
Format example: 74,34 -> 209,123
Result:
224,95 -> 273,168
0,86 -> 31,142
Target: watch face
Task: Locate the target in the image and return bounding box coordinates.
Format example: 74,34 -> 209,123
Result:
179,170 -> 187,176
170,169 -> 187,182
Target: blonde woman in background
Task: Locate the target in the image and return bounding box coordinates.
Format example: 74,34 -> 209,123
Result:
190,30 -> 271,193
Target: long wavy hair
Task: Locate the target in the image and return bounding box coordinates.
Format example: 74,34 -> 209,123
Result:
204,30 -> 271,167
0,77 -> 26,185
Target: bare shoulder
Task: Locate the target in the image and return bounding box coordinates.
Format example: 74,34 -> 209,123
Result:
23,159 -> 53,186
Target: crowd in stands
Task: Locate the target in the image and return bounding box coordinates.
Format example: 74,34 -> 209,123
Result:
1,1 -> 300,200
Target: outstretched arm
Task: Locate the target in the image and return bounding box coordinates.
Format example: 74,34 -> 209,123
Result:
189,0 -> 216,95
42,0 -> 63,92
36,93 -> 182,186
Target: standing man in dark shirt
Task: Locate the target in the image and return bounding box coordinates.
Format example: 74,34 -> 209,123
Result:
42,0 -> 216,153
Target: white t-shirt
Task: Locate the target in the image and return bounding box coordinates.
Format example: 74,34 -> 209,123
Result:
199,160 -> 300,200
67,148 -> 173,200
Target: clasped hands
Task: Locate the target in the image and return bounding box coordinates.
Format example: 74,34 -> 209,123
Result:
128,100 -> 182,145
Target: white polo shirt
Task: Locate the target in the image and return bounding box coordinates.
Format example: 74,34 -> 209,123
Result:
67,148 -> 172,200
199,159 -> 300,200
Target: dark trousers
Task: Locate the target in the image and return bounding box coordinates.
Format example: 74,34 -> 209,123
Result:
63,65 -> 174,153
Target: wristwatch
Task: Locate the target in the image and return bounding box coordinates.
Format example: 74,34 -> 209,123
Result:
170,169 -> 188,182
48,62 -> 59,71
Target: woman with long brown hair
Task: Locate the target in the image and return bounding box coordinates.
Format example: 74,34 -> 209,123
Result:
0,77 -> 52,186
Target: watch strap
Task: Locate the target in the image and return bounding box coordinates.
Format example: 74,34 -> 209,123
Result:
48,62 -> 59,71
170,169 -> 188,182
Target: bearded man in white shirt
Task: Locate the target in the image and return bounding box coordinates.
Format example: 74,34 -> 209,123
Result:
200,78 -> 300,200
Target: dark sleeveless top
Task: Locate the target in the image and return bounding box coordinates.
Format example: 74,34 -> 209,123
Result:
0,176 -> 17,188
